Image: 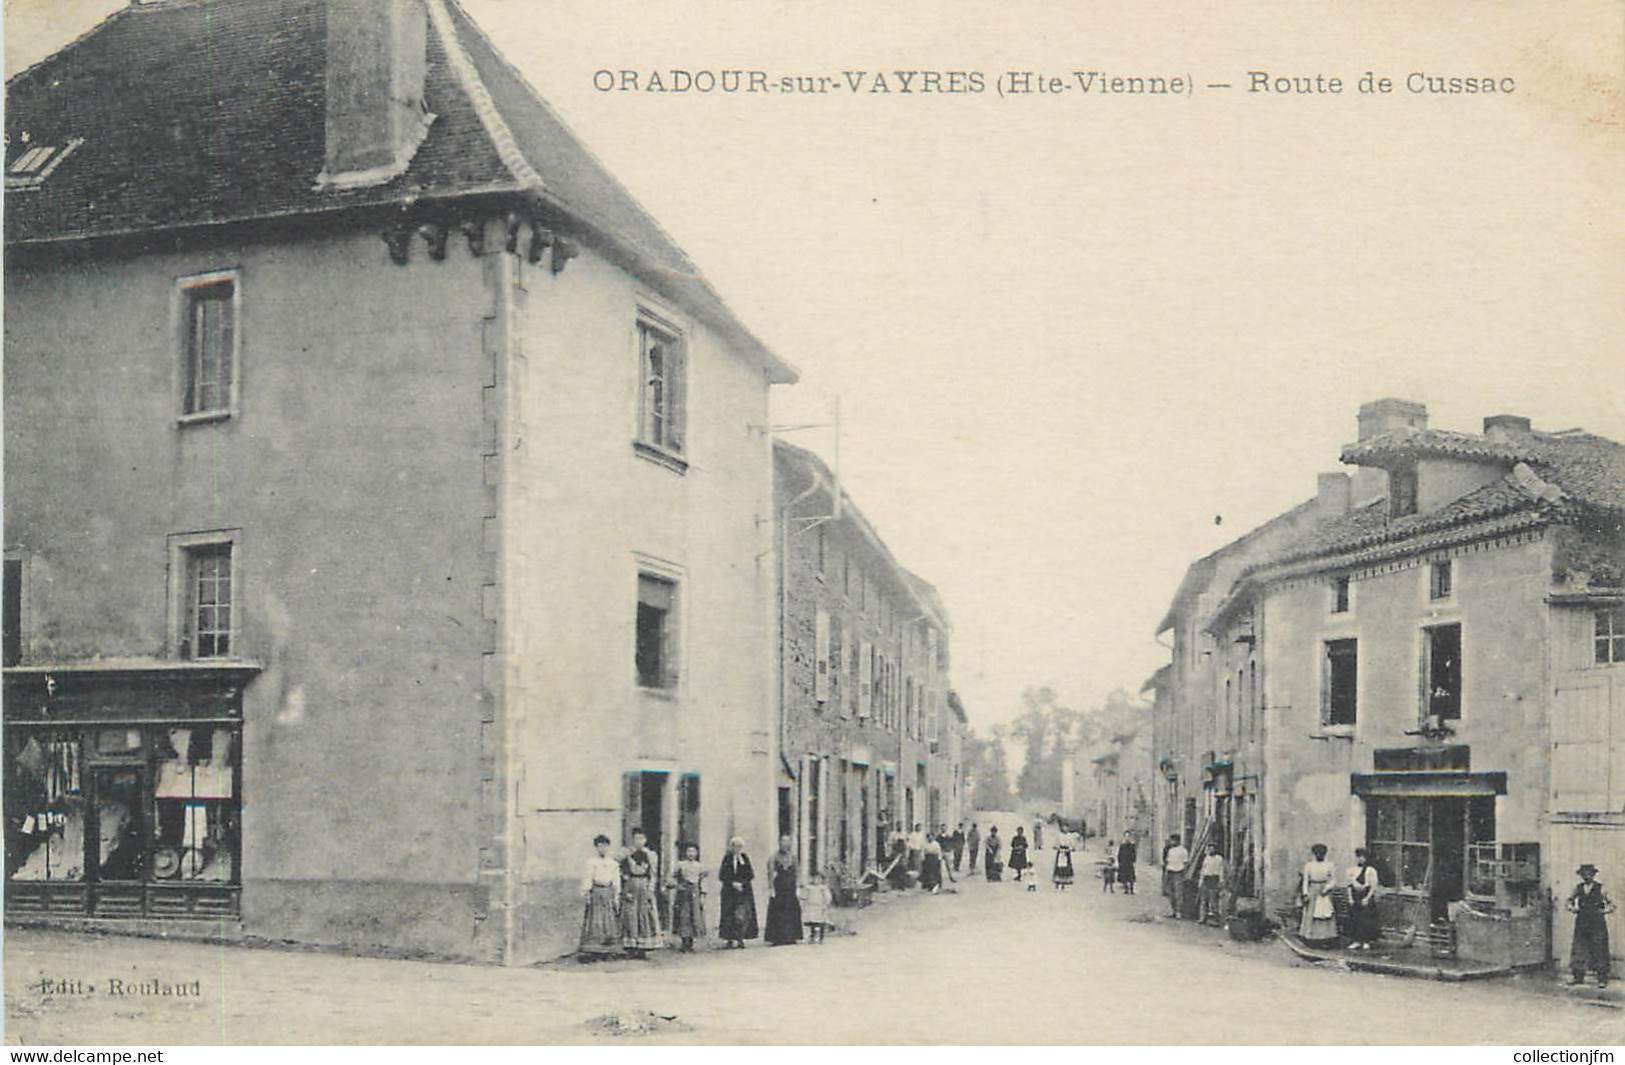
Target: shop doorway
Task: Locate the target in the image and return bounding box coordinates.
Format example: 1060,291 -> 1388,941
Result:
857,768 -> 870,869
90,766 -> 146,885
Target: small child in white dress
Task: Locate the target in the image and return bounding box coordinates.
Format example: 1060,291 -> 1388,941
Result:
800,872 -> 833,943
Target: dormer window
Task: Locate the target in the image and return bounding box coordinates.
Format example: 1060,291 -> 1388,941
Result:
4,136 -> 84,189
1389,465 -> 1418,518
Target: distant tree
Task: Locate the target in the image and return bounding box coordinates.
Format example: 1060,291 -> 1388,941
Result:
965,725 -> 1013,811
1011,687 -> 1084,804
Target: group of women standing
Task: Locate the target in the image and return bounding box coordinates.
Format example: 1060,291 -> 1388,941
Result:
582,832 -> 816,958
1297,843 -> 1381,949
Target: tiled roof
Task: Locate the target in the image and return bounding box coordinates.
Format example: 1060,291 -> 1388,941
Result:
1341,428 -> 1540,467
773,439 -> 949,629
5,0 -> 518,243
1256,428 -> 1625,575
1343,428 -> 1625,511
5,0 -> 795,381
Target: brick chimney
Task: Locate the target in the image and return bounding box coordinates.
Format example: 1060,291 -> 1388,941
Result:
1316,471 -> 1351,520
1352,398 -> 1427,507
1483,414 -> 1533,440
319,0 -> 431,189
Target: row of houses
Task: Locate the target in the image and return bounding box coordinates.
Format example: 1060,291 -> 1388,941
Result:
1148,398 -> 1625,968
1,0 -> 965,964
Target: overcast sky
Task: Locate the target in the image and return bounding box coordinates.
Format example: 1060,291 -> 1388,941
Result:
9,1 -> 1623,730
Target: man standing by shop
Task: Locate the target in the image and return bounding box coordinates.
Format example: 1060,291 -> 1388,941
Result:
966,822 -> 981,875
1569,863 -> 1616,989
950,822 -> 967,874
1162,834 -> 1190,919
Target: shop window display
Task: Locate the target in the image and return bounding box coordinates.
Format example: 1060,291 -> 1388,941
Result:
5,724 -> 240,897
6,732 -> 86,881
151,728 -> 237,882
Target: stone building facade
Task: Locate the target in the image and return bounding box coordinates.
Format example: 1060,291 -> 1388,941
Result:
1155,398 -> 1625,967
3,0 -> 794,964
773,441 -> 965,884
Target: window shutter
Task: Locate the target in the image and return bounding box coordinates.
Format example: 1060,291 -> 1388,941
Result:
815,609 -> 830,703
671,336 -> 688,453
859,640 -> 872,717
1553,674 -> 1616,813
623,772 -> 642,848
817,756 -> 831,876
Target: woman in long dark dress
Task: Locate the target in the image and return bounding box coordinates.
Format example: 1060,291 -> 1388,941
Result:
1008,827 -> 1030,881
1116,838 -> 1138,895
764,836 -> 804,945
920,834 -> 944,892
718,836 -> 759,948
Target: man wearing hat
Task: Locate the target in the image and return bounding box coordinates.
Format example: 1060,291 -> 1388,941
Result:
1568,863 -> 1616,989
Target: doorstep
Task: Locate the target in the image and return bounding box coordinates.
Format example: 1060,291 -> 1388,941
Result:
1278,933 -> 1514,982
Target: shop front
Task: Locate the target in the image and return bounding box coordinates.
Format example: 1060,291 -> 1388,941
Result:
3,663 -> 255,921
1352,747 -> 1546,968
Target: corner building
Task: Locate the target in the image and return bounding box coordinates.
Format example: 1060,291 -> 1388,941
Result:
3,0 -> 795,963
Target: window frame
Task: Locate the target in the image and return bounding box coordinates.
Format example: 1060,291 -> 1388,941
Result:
634,568 -> 682,695
1596,606 -> 1625,666
632,306 -> 688,470
1330,575 -> 1352,615
1429,559 -> 1454,602
175,269 -> 242,426
1321,637 -> 1359,729
1421,622 -> 1463,722
168,531 -> 241,662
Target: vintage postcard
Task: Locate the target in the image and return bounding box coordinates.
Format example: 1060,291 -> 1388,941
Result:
3,0 -> 1623,1049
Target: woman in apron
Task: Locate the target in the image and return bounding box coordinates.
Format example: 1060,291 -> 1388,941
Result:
1299,843 -> 1339,946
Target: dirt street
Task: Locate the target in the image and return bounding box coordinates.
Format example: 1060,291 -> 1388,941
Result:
6,847 -> 1623,1044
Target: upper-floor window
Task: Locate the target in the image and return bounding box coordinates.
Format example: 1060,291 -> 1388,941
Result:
1429,560 -> 1453,601
1423,623 -> 1462,721
1322,638 -> 1358,727
1331,576 -> 1351,614
180,273 -> 239,421
1389,465 -> 1419,519
636,573 -> 679,690
182,543 -> 234,660
636,315 -> 685,458
1595,607 -> 1624,666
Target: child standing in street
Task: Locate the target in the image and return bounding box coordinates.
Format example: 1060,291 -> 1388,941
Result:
801,871 -> 833,943
1101,840 -> 1117,893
